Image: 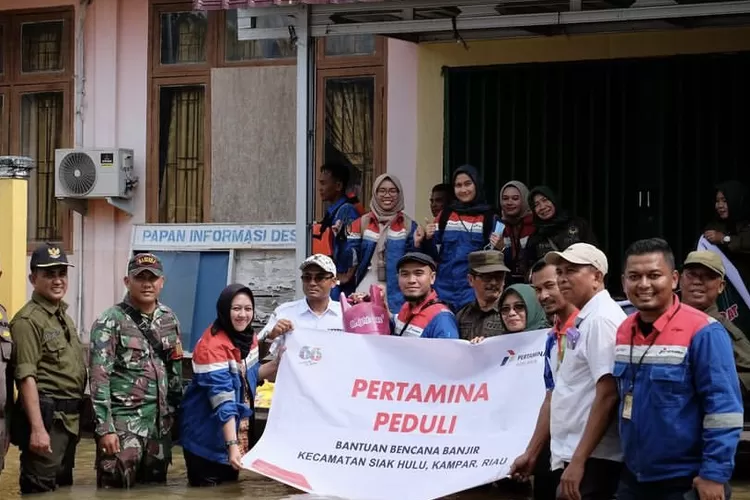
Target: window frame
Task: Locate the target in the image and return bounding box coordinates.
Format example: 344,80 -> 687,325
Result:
313,65 -> 386,219
215,10 -> 296,68
147,1 -> 296,224
146,75 -> 212,223
315,35 -> 386,70
149,1 -> 216,77
10,81 -> 73,252
0,87 -> 9,154
0,17 -> 10,84
0,7 -> 74,252
10,10 -> 74,85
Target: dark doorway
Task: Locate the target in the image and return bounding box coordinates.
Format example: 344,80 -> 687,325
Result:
444,51 -> 750,296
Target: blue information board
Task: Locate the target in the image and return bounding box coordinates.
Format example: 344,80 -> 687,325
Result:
136,250 -> 229,353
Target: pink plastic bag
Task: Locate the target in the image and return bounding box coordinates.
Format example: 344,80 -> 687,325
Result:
340,284 -> 391,335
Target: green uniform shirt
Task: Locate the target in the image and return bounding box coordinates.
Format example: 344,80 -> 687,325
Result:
707,303 -> 750,394
10,292 -> 87,435
456,301 -> 505,341
89,297 -> 183,439
1,303 -> 12,472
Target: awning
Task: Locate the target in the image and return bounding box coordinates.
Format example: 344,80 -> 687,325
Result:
194,0 -> 386,9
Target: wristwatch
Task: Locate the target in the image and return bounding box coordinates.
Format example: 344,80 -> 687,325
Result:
723,235 -> 731,244
225,439 -> 240,448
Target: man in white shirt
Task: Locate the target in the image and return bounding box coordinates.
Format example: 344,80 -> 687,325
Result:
259,254 -> 344,346
538,243 -> 626,500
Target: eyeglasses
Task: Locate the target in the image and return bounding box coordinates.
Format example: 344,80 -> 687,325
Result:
301,273 -> 334,283
500,303 -> 526,315
377,188 -> 399,196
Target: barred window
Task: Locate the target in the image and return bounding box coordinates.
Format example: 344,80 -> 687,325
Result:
160,11 -> 208,65
157,85 -> 206,223
21,91 -> 65,241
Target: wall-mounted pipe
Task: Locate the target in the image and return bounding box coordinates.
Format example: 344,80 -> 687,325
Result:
74,0 -> 92,336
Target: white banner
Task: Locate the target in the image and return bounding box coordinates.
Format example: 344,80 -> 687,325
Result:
241,328 -> 548,500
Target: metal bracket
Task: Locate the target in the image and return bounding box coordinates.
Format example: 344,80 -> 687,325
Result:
57,196 -> 135,216
106,197 -> 135,216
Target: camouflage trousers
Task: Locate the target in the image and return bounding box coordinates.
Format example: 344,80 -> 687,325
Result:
96,431 -> 172,489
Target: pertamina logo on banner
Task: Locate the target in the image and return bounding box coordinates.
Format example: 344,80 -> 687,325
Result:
241,328 -> 549,500
501,347 -> 544,366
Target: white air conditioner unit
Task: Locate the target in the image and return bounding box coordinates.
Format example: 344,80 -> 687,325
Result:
55,148 -> 138,215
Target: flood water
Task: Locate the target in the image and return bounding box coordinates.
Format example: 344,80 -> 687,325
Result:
2,439 -> 750,499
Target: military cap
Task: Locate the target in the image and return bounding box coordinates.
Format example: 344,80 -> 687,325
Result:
128,253 -> 164,277
684,251 -> 725,279
468,250 -> 510,274
30,243 -> 74,270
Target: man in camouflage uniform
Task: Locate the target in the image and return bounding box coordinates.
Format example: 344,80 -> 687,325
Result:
89,253 -> 183,488
10,243 -> 86,494
0,254 -> 14,477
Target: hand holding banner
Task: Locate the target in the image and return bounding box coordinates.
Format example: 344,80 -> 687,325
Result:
242,328 -> 548,500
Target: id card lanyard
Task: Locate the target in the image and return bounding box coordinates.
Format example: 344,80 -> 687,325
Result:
623,304 -> 681,420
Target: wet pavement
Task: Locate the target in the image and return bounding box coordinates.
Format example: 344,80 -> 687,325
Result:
1,439 -> 749,499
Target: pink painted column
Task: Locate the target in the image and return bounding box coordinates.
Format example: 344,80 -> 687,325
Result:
386,38 -> 419,218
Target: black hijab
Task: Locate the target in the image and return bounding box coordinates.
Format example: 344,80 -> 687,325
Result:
528,185 -> 572,237
438,164 -> 495,243
448,164 -> 492,215
211,284 -> 255,359
716,180 -> 750,227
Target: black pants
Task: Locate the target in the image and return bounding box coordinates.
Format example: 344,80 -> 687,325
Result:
533,442 -> 563,500
616,467 -> 732,500
555,458 -> 621,500
19,420 -> 77,495
184,448 -> 239,487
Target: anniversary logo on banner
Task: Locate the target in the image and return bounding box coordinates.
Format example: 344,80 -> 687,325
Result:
241,328 -> 548,500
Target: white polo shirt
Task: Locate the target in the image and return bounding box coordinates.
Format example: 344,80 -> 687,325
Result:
258,297 -> 344,342
549,289 -> 627,470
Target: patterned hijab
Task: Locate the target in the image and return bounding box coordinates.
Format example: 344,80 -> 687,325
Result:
370,174 -> 405,224
368,174 -> 406,281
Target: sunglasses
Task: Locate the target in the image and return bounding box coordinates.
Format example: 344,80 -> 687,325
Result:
500,303 -> 526,315
301,273 -> 334,283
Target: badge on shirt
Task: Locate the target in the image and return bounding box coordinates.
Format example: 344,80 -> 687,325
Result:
566,327 -> 581,350
169,337 -> 184,360
622,393 -> 633,420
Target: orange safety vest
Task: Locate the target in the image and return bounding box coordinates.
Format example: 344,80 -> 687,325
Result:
311,196 -> 365,257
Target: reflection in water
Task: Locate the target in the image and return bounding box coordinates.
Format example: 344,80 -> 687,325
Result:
1,439 -> 750,499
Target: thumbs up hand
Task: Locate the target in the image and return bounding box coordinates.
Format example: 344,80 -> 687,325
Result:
424,218 -> 437,240
414,225 -> 425,247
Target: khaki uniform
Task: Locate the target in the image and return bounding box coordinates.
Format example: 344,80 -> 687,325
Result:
706,304 -> 750,397
456,302 -> 505,341
0,303 -> 12,474
459,250 -> 510,341
10,292 -> 87,494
